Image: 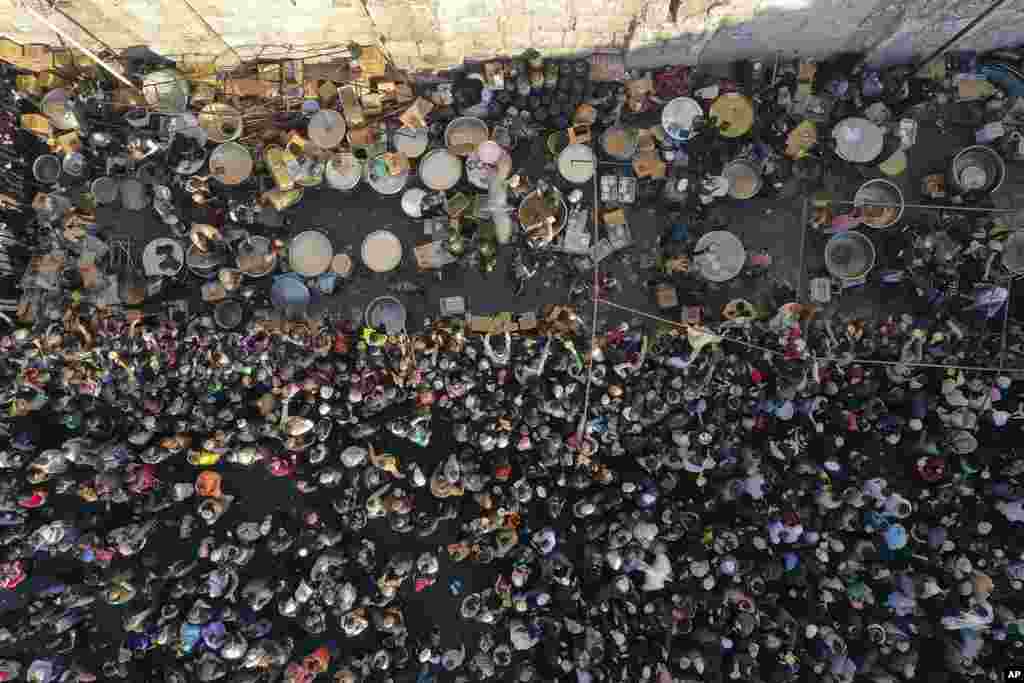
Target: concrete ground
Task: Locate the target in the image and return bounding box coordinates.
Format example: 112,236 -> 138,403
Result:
94,100 -> 1021,344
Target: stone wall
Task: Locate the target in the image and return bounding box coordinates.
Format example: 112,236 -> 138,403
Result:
1,0 -> 1023,73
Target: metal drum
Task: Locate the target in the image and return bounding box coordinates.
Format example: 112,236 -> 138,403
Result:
365,296 -> 407,335
91,177 -> 119,205
722,158 -> 763,200
325,153 -> 363,192
825,230 -> 876,281
694,230 -> 746,283
419,149 -> 462,191
289,230 -> 334,277
950,145 -> 1005,195
394,126 -> 429,158
710,93 -> 755,138
833,118 -> 885,164
854,179 -> 904,229
308,110 -> 347,150
558,143 -> 595,184
361,230 -> 403,273
402,188 -> 427,218
142,238 -> 185,278
32,155 -> 61,184
236,235 -> 276,277
199,103 -> 243,143
209,142 -> 253,186
662,97 -> 703,142
445,117 -> 489,157
366,153 -> 409,196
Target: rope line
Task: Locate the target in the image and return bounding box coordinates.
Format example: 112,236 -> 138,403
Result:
595,298 -> 1024,375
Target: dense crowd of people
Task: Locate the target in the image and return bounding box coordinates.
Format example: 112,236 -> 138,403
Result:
0,301 -> 1023,683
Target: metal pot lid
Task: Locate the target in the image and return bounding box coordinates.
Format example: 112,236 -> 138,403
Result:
143,238 -> 185,277
308,110 -> 347,149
